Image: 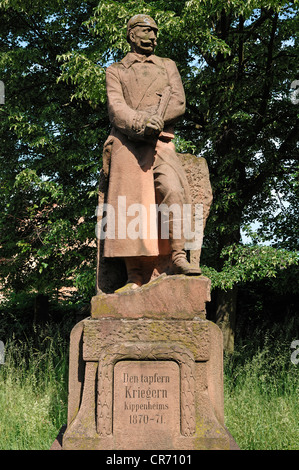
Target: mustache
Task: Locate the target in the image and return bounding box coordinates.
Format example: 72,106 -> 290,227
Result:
141,39 -> 157,47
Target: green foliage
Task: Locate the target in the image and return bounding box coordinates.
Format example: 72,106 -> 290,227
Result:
0,0 -> 105,297
57,51 -> 107,105
174,135 -> 197,154
224,315 -> 299,449
202,243 -> 298,290
0,290 -> 78,342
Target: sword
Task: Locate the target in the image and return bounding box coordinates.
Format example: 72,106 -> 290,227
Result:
156,85 -> 172,118
145,86 -> 172,137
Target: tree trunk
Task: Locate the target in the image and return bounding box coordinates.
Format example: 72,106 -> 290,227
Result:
33,293 -> 49,325
215,287 -> 238,353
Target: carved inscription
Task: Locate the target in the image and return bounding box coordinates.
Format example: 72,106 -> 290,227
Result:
96,341 -> 196,436
113,361 -> 180,444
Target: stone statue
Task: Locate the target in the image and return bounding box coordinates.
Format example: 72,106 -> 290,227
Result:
99,14 -> 203,290
60,16 -> 234,453
62,18 -> 233,453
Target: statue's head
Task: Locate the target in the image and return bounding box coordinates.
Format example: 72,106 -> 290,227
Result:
127,14 -> 158,56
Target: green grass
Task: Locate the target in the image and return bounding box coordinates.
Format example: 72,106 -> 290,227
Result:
0,331 -> 68,450
0,319 -> 298,450
224,320 -> 299,450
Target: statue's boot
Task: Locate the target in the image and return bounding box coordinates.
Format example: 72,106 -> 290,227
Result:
172,250 -> 201,275
123,257 -> 143,289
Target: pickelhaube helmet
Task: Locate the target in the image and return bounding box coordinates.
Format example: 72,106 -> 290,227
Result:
126,14 -> 158,42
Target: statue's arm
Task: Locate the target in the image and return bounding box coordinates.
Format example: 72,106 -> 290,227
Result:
163,59 -> 186,125
106,66 -> 149,139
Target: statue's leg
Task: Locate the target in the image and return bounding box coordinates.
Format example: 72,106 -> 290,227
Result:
123,256 -> 143,288
153,157 -> 201,275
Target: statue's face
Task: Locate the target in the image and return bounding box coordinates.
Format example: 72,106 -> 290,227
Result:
129,26 -> 157,55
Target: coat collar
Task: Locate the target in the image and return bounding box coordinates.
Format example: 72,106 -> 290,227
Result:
121,52 -> 162,68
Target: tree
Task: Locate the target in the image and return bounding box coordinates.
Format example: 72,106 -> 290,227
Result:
175,1 -> 299,349
0,1 -> 298,348
0,0 -> 106,299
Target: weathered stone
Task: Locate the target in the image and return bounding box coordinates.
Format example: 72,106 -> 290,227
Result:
62,273 -> 232,450
178,154 -> 213,266
113,361 -> 180,449
83,318 -> 212,363
96,153 -> 212,294
66,320 -> 85,427
62,314 -> 230,450
61,14 -> 237,451
95,13 -> 213,294
91,274 -> 210,320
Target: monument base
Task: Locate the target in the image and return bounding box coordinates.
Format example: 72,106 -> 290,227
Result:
51,425 -> 239,450
62,275 -> 237,450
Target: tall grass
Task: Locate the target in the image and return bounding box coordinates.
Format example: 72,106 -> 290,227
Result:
224,316 -> 299,450
0,329 -> 68,450
0,316 -> 298,450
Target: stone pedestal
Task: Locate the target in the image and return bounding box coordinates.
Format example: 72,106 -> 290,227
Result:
62,275 -> 232,450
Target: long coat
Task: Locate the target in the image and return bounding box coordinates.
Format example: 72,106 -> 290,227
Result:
103,52 -> 187,258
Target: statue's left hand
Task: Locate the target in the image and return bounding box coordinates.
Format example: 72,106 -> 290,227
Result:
144,115 -> 164,136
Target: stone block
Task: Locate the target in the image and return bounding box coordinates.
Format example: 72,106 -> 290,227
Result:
62,274 -> 237,450
63,316 -> 229,450
91,274 -> 210,320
